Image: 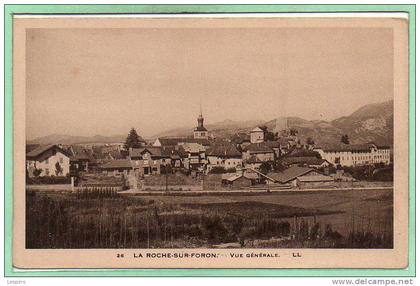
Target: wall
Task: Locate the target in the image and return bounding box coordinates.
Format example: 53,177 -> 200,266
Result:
255,152 -> 274,162
27,151 -> 70,177
315,148 -> 391,167
250,131 -> 264,143
296,180 -> 335,189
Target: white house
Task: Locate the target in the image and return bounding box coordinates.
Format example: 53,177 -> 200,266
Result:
250,127 -> 265,144
313,143 -> 391,167
26,145 -> 70,177
206,143 -> 243,173
242,142 -> 275,163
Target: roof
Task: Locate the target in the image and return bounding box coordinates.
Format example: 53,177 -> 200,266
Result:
243,171 -> 259,180
230,133 -> 251,144
206,143 -> 242,158
281,157 -> 327,166
297,175 -> 334,182
26,144 -> 70,159
130,147 -> 162,158
243,142 -> 274,153
100,159 -> 133,169
222,173 -> 254,182
26,144 -> 40,153
156,137 -> 211,146
161,146 -> 188,158
70,145 -> 93,161
251,127 -> 264,133
267,166 -> 314,183
182,143 -> 206,153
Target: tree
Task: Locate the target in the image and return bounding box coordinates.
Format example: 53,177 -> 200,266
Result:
124,128 -> 143,150
55,162 -> 63,176
306,137 -> 315,145
33,168 -> 42,177
290,128 -> 298,136
259,162 -> 272,175
273,160 -> 287,172
265,131 -> 278,141
341,134 -> 350,144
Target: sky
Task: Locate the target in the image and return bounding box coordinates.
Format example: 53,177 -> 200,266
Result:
26,25 -> 393,140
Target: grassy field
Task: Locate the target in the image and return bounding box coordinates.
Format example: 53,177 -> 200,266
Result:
26,188 -> 393,249
138,189 -> 393,236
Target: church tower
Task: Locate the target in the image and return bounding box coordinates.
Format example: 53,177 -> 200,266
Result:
193,103 -> 208,139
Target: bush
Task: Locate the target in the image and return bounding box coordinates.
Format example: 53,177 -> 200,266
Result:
259,162 -> 272,175
27,175 -> 71,185
209,166 -> 235,174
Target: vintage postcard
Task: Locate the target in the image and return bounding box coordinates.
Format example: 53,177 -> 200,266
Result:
12,14 -> 409,269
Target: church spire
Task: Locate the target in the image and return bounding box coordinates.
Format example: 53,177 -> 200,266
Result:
193,98 -> 208,139
200,97 -> 203,117
197,99 -> 204,127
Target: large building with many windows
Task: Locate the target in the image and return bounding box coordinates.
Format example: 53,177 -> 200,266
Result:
313,143 -> 391,167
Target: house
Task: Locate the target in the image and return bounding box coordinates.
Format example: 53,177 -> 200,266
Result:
313,142 -> 391,167
296,174 -> 335,188
182,143 -> 207,172
206,143 -> 243,173
242,142 -> 275,162
26,145 -> 70,177
244,155 -> 263,170
265,140 -> 282,158
230,133 -> 251,149
91,145 -> 124,166
277,137 -> 291,154
266,166 -> 322,187
99,159 -> 133,176
161,145 -> 188,171
221,171 -> 257,188
68,145 -> 95,173
250,127 -> 265,143
129,147 -> 163,176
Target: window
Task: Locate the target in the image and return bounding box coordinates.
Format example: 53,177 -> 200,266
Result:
59,157 -> 63,163
45,168 -> 49,175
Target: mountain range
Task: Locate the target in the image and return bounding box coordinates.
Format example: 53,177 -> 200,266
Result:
28,100 -> 393,146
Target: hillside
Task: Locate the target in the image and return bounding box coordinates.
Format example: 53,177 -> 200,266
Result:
152,119 -> 265,139
155,100 -> 394,146
27,134 -> 126,145
28,100 -> 393,147
331,100 -> 393,146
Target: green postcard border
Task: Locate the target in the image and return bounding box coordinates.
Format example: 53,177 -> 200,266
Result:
3,4 -> 416,277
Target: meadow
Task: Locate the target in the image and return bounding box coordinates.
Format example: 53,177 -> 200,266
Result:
26,188 -> 393,249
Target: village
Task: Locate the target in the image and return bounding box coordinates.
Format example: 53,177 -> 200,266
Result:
25,109 -> 393,193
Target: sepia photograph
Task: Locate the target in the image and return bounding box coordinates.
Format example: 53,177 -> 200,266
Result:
11,14 -> 409,269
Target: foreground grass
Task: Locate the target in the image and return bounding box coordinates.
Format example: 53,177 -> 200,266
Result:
26,189 -> 393,249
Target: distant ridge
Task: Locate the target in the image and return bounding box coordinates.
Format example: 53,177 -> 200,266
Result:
27,134 -> 126,145
28,100 -> 393,146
